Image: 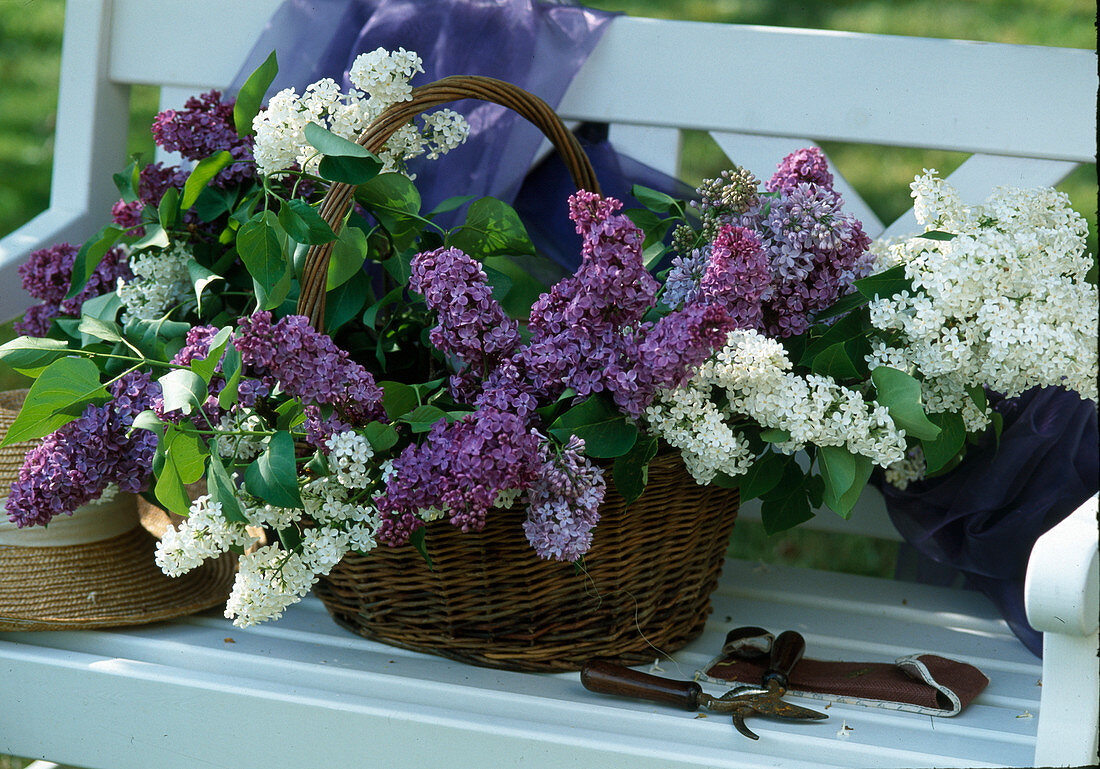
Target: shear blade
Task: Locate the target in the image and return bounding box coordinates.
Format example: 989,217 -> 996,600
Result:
731,710 -> 759,741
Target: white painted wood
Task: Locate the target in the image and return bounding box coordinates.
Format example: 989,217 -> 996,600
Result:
1024,496 -> 1100,767
0,560 -> 1045,769
560,19 -> 1096,162
607,124 -> 683,179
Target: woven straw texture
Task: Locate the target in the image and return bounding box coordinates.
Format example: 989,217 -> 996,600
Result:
0,390 -> 237,631
300,76 -> 739,671
0,389 -> 39,490
316,452 -> 739,672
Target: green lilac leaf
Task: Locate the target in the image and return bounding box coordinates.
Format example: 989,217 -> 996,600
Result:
631,184 -> 677,213
380,381 -> 419,420
278,198 -> 337,245
854,264 -> 913,302
327,225 -> 370,290
870,366 -> 941,441
447,197 -> 535,259
548,395 -> 638,459
244,430 -> 303,508
612,434 -> 659,505
737,450 -> 790,501
182,151 -> 233,209
922,411 -> 967,474
233,50 -> 278,137
0,337 -> 72,376
0,357 -> 110,446
206,451 -> 247,523
157,368 -> 209,415
237,211 -> 292,310
67,226 -> 124,299
759,463 -> 815,534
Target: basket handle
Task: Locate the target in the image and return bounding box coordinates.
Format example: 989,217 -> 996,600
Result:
297,75 -> 600,330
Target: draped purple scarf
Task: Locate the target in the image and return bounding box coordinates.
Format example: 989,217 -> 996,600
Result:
879,387 -> 1098,656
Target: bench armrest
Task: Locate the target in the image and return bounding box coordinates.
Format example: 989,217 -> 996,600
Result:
1025,494 -> 1099,636
1024,494 -> 1099,767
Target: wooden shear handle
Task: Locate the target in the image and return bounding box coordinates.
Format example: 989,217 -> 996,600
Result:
762,630 -> 806,690
581,659 -> 702,711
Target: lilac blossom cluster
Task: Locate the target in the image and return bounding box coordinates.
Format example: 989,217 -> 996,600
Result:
151,90 -> 255,187
6,371 -> 160,527
664,148 -> 873,337
409,247 -> 521,400
234,312 -> 385,427
161,315 -> 385,448
522,436 -> 606,561
15,243 -> 132,336
113,91 -> 253,233
520,191 -> 734,417
376,408 -> 541,545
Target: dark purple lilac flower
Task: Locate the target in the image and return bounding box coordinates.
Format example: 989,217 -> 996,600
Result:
524,191 -> 658,401
6,371 -> 160,527
523,436 -> 606,561
615,303 -> 737,418
697,225 -> 772,330
151,90 -> 255,187
376,407 -> 541,543
234,313 -> 384,424
15,243 -> 132,337
766,146 -> 834,193
410,246 -> 520,394
677,150 -> 874,338
111,163 -> 190,235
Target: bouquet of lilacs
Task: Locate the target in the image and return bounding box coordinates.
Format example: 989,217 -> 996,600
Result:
2,43 -> 1096,628
642,155 -> 1097,528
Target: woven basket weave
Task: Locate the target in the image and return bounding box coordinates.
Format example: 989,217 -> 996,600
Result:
298,76 -> 739,671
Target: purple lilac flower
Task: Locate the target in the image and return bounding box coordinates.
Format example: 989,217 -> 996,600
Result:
376,408 -> 541,544
15,243 -> 132,337
151,90 -> 255,187
111,163 -> 191,235
739,181 -> 872,336
6,371 -> 160,527
661,244 -> 709,309
615,303 -> 737,417
409,246 -> 520,400
234,312 -> 385,424
523,436 -> 606,561
474,358 -> 540,421
766,147 -> 834,193
524,192 -> 657,401
697,225 -> 772,330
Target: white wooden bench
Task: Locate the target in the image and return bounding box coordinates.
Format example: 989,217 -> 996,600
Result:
0,1 -> 1096,767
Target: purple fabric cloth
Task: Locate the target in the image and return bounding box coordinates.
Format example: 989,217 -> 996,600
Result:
879,387 -> 1099,657
231,0 -> 613,210
229,1 -> 690,266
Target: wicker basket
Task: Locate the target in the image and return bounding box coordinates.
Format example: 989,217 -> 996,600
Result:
298,76 -> 739,672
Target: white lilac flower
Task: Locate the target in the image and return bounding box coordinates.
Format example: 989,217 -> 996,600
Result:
867,172 -> 1098,407
325,430 -> 374,489
155,495 -> 256,577
214,407 -> 268,462
884,446 -> 927,490
646,329 -> 908,485
116,241 -> 193,324
252,47 -> 468,178
224,542 -> 317,627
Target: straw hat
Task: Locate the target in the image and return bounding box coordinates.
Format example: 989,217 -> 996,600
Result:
0,389 -> 236,631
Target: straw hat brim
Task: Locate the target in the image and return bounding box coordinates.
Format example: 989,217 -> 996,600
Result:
0,389 -> 236,631
0,503 -> 237,632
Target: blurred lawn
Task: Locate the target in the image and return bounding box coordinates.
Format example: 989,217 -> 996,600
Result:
0,0 -> 1095,580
